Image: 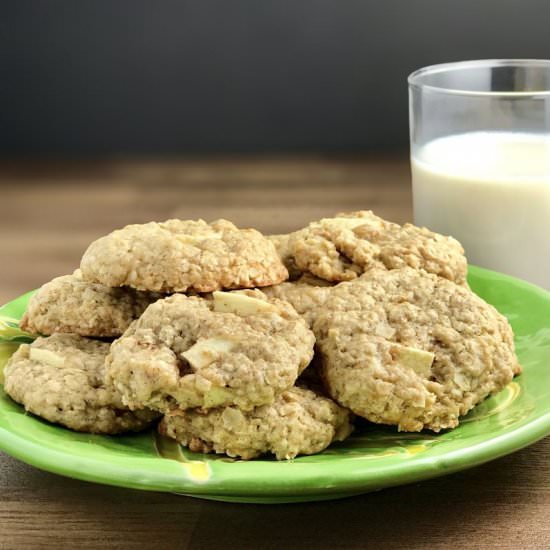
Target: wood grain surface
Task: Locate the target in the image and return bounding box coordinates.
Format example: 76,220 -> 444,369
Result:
0,155 -> 548,549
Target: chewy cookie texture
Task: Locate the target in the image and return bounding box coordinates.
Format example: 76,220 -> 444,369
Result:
286,210 -> 468,285
80,218 -> 288,293
314,267 -> 520,432
7,212 -> 521,460
4,334 -> 159,434
261,273 -> 333,327
20,270 -> 158,338
106,290 -> 315,413
160,386 -> 353,460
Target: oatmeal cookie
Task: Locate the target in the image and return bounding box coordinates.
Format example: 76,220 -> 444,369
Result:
107,291 -> 315,413
159,386 -> 353,460
4,333 -> 159,433
288,211 -> 467,284
261,273 -> 333,327
20,271 -> 158,337
80,219 -> 288,293
314,267 -> 520,432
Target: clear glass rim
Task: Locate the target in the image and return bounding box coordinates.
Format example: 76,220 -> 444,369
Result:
408,59 -> 550,97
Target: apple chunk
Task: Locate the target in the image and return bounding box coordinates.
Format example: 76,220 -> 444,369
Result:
391,344 -> 434,377
203,386 -> 234,408
29,347 -> 65,368
213,291 -> 275,315
181,338 -> 236,369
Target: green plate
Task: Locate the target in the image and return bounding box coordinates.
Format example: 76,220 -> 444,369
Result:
1,266 -> 549,504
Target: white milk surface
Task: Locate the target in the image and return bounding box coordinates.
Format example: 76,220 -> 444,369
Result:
412,132 -> 550,289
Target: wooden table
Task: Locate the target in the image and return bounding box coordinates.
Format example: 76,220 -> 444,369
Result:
1,156 -> 549,549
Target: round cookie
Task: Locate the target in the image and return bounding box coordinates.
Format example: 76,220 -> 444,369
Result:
261,273 -> 333,327
159,386 -> 353,460
288,211 -> 468,285
4,334 -> 159,434
20,271 -> 159,337
107,290 -> 315,413
314,267 -> 520,432
80,218 -> 288,293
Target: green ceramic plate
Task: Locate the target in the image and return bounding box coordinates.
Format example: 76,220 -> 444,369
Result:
1,266 -> 549,504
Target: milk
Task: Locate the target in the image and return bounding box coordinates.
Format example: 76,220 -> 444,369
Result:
411,132 -> 550,289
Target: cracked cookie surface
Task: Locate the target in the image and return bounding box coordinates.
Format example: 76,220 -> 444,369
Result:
261,273 -> 333,327
288,211 -> 468,285
314,267 -> 520,432
107,291 -> 315,413
159,386 -> 353,460
4,333 -> 159,433
81,219 -> 288,293
20,271 -> 158,337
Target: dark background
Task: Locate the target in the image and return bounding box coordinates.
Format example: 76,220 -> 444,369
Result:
2,0 -> 549,155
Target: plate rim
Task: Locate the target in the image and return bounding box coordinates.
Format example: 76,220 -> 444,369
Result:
1,265 -> 550,501
2,400 -> 550,499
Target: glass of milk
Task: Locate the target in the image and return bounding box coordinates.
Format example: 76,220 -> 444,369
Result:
409,59 -> 550,289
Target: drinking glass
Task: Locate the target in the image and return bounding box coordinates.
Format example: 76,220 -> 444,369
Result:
409,59 -> 550,289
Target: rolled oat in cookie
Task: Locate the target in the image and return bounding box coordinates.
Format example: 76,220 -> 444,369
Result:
261,273 -> 334,327
288,211 -> 468,285
314,267 -> 520,432
4,333 -> 159,434
80,219 -> 288,293
106,290 -> 315,413
20,270 -> 159,338
158,386 -> 353,460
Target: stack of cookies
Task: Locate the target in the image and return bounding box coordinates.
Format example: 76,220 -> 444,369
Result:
4,212 -> 521,460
